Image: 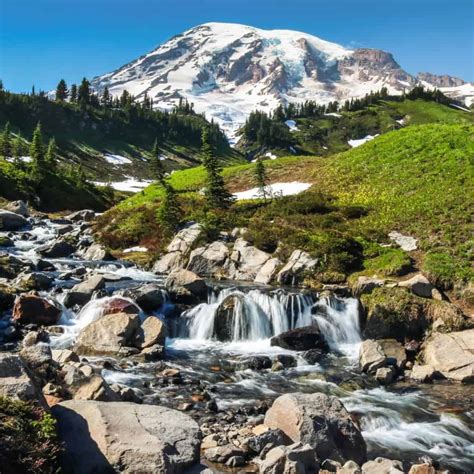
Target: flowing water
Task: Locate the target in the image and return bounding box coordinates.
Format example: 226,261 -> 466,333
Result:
1,217 -> 473,472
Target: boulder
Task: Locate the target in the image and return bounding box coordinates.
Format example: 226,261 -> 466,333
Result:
135,316 -> 167,349
38,239 -> 75,258
0,253 -> 32,279
0,234 -> 14,247
359,339 -> 387,373
255,257 -> 282,285
0,210 -> 28,231
187,241 -> 229,277
361,457 -> 404,473
53,401 -> 200,473
14,271 -> 54,291
378,339 -> 407,369
213,294 -> 254,341
166,222 -> 202,254
52,349 -> 80,365
277,250 -> 319,285
409,364 -> 436,383
74,312 -> 140,356
165,268 -> 208,301
270,326 -> 328,351
352,276 -> 386,296
408,463 -> 436,474
122,284 -> 164,311
375,366 -> 395,384
101,297 -> 141,316
258,442 -> 318,474
12,293 -> 62,325
248,428 -> 291,454
227,238 -> 272,281
423,329 -> 474,383
65,209 -> 95,222
153,251 -> 185,274
264,392 -> 367,465
204,445 -> 246,464
81,243 -> 114,261
0,352 -> 39,401
64,275 -> 105,307
0,283 -> 15,310
388,231 -> 417,251
398,274 -> 443,300
73,375 -> 120,402
5,200 -> 29,217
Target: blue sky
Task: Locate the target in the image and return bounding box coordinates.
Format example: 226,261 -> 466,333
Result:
1,0 -> 473,92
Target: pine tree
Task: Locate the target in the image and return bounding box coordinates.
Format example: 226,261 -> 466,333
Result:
45,137 -> 57,171
29,122 -> 45,178
101,86 -> 111,107
70,84 -> 78,102
150,139 -> 164,182
0,122 -> 12,159
157,180 -> 182,233
12,133 -> 23,164
201,128 -> 233,209
77,78 -> 91,106
55,79 -> 68,101
254,159 -> 269,201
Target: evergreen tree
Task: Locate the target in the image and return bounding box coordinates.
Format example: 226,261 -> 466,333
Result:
201,128 -> 233,209
12,132 -> 23,164
254,159 -> 269,201
29,122 -> 45,178
77,78 -> 91,106
45,137 -> 57,170
150,139 -> 164,182
157,180 -> 182,233
70,84 -> 78,102
101,86 -> 111,107
0,122 -> 12,158
55,79 -> 68,101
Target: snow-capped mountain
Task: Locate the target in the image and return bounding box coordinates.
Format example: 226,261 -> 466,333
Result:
91,22 -> 473,139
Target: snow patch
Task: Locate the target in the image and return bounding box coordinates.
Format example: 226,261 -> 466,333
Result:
104,154 -> 132,165
6,156 -> 32,163
348,134 -> 379,148
93,178 -> 153,193
285,119 -> 299,132
265,152 -> 277,160
325,113 -> 342,118
388,231 -> 418,252
450,103 -> 471,113
233,182 -> 311,200
123,246 -> 148,253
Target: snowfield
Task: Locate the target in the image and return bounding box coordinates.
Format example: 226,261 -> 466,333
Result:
285,120 -> 299,132
348,134 -> 379,148
104,154 -> 132,165
123,246 -> 148,253
93,178 -> 153,192
233,182 -> 312,200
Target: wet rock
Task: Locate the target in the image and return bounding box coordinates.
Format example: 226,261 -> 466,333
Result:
101,296 -> 141,316
0,234 -> 14,247
74,312 -> 140,356
187,241 -> 229,277
359,340 -> 387,373
248,428 -> 291,454
398,274 -> 443,300
301,348 -> 324,364
352,276 -> 385,296
264,392 -> 367,465
140,344 -> 165,361
53,400 -> 201,472
214,294 -> 250,341
258,442 -> 318,474
64,274 -> 105,307
65,209 -> 95,222
56,224 -> 74,235
123,283 -> 164,311
81,243 -> 114,261
378,339 -> 407,369
409,364 -> 436,383
277,249 -> 319,285
165,268 -> 208,302
361,457 -> 404,473
13,292 -> 62,326
0,253 -> 32,278
5,200 -> 29,217
273,354 -> 297,368
237,356 -> 272,371
0,209 -> 28,231
135,316 -> 166,349
0,352 -> 40,401
36,259 -> 56,272
226,455 -> 245,467
423,329 -> 474,383
270,325 -> 328,351
0,283 -> 15,310
15,271 -> 54,291
375,366 -> 396,384
38,239 -> 75,258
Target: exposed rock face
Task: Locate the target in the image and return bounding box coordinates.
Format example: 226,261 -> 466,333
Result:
64,275 -> 105,307
0,210 -> 28,231
398,274 -> 443,300
227,238 -> 272,281
53,401 -> 200,473
264,393 -> 367,465
352,276 -> 385,296
255,257 -> 282,284
359,339 -> 387,373
417,72 -> 466,88
81,243 -> 114,261
165,268 -> 208,301
65,209 -> 95,222
38,240 -> 75,258
277,250 -> 318,285
134,316 -> 167,349
410,364 -> 436,383
423,329 -> 474,383
153,251 -> 184,274
122,284 -> 164,311
74,312 -> 141,356
5,200 -> 29,217
187,241 -> 229,277
270,326 -> 328,351
14,271 -> 54,291
0,352 -> 40,401
12,293 -> 62,326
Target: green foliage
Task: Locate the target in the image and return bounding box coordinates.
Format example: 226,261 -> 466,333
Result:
0,121 -> 12,158
157,180 -> 182,234
422,251 -> 471,290
55,79 -> 68,101
150,139 -> 164,182
360,242 -> 412,277
254,159 -> 269,201
0,396 -> 62,473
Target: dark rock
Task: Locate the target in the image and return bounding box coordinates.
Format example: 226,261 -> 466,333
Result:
38,240 -> 75,259
301,348 -> 324,364
12,293 -> 62,326
270,325 -> 328,351
122,284 -> 164,312
248,428 -> 291,454
0,210 -> 28,231
237,356 -> 272,371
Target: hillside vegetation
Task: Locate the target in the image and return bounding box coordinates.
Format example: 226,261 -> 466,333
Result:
98,123 -> 473,292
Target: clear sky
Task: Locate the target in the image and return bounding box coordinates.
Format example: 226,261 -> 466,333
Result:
1,0 -> 473,92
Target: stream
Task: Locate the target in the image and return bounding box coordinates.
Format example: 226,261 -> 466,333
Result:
1,215 -> 474,472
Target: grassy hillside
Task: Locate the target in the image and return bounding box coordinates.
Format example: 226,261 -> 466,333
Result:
238,98 -> 474,158
97,123 -> 473,291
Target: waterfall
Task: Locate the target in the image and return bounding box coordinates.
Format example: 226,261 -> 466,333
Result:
174,287 -> 361,351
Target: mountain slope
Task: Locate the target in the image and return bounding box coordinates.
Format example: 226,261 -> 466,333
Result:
91,22 -> 474,139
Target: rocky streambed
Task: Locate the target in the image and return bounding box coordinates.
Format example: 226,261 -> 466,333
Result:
0,205 -> 473,473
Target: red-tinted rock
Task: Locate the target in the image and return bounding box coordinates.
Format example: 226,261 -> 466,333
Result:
102,297 -> 141,316
13,293 -> 62,326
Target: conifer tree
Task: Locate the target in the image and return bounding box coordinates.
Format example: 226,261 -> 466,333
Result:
55,79 -> 68,101
150,139 -> 164,182
201,128 -> 233,209
157,180 -> 182,233
254,159 -> 269,201
29,122 -> 45,178
0,122 -> 12,159
70,84 -> 78,103
101,86 -> 111,107
12,132 -> 23,164
45,137 -> 57,171
77,78 -> 91,106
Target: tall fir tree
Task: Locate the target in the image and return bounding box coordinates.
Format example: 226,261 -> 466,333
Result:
254,159 -> 269,201
12,132 -> 23,164
29,122 -> 45,179
101,86 -> 111,107
150,139 -> 164,182
157,180 -> 182,234
55,79 -> 68,101
201,128 -> 233,209
45,137 -> 57,171
0,122 -> 12,159
77,78 -> 91,106
70,84 -> 78,103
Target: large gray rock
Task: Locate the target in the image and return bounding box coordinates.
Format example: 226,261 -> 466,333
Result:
165,268 -> 207,301
352,276 -> 386,296
122,284 -> 164,312
277,250 -> 319,285
398,273 -> 443,300
187,241 -> 229,277
153,251 -> 185,274
0,210 -> 28,231
0,352 -> 39,401
74,312 -> 140,356
64,274 -> 105,307
264,392 -> 367,465
5,200 -> 29,217
423,329 -> 474,383
53,400 -> 200,473
65,209 -> 95,222
38,239 -> 75,258
227,238 -> 272,281
81,243 -> 114,261
167,222 -> 201,254
134,316 -> 167,349
258,442 -> 318,474
255,257 -> 282,285
359,339 -> 387,373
